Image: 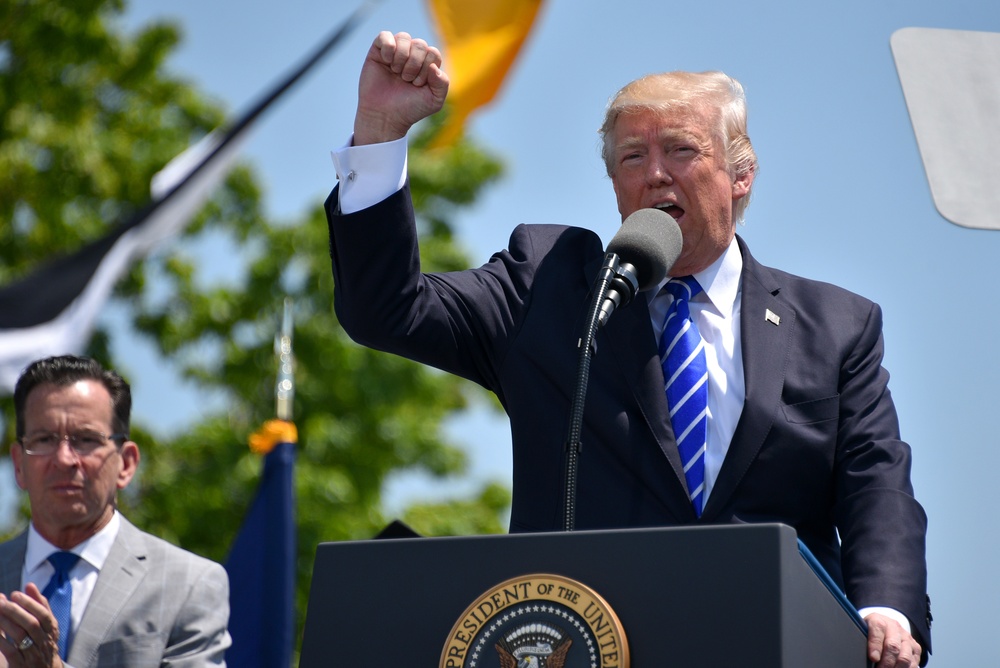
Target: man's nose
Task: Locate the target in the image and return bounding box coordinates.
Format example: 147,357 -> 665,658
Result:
645,156 -> 673,185
53,436 -> 82,464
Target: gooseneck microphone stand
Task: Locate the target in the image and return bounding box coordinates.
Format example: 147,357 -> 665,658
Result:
561,252 -> 638,531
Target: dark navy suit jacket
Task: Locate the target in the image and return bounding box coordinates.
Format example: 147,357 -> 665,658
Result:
327,184 -> 931,658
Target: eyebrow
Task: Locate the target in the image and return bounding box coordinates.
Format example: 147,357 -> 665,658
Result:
24,425 -> 111,435
622,123 -> 702,144
615,136 -> 648,152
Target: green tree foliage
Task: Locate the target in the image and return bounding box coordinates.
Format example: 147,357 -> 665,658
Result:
0,0 -> 512,651
0,0 -> 223,278
0,0 -> 222,446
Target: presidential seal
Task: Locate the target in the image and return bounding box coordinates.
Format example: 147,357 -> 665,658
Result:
440,574 -> 629,668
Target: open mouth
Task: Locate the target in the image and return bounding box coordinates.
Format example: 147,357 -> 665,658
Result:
654,203 -> 684,219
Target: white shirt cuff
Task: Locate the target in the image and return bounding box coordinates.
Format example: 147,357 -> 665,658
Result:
858,606 -> 912,634
330,135 -> 407,214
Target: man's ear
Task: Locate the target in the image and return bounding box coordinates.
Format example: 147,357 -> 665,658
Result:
732,167 -> 754,201
10,441 -> 27,490
117,441 -> 140,490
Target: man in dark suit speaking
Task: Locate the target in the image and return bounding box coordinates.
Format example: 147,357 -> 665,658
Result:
0,356 -> 230,667
325,31 -> 931,667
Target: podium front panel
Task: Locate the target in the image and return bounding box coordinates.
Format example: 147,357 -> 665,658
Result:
301,523 -> 866,667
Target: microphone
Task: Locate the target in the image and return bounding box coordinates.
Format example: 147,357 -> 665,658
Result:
563,208 -> 683,530
596,208 -> 683,327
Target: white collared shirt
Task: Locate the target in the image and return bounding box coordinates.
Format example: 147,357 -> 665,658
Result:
648,238 -> 745,503
22,510 -> 122,636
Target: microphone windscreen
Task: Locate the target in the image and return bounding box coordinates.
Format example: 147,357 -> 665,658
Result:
606,208 -> 683,291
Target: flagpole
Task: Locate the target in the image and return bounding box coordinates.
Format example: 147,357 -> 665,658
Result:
226,296 -> 298,668
275,297 -> 294,421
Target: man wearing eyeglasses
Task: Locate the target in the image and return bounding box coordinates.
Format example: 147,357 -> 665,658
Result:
0,355 -> 231,667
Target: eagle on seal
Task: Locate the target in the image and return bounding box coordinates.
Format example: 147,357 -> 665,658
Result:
495,623 -> 572,668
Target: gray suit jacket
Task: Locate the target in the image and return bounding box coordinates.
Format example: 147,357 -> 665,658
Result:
0,516 -> 230,667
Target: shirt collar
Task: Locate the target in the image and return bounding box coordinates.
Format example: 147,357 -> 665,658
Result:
654,236 -> 743,317
25,510 -> 121,574
692,236 -> 743,318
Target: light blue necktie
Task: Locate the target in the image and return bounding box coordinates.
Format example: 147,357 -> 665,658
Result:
42,551 -> 80,660
659,276 -> 708,516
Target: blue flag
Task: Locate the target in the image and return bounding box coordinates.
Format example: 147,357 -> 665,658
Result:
225,437 -> 297,668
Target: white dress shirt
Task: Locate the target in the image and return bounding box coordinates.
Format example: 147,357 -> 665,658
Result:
648,238 -> 745,504
22,511 -> 122,638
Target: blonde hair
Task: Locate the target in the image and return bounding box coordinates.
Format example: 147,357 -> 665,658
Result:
599,71 -> 758,222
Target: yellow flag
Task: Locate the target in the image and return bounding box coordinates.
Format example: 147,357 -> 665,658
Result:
426,0 -> 545,145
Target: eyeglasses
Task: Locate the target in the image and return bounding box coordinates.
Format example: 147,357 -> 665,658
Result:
19,431 -> 128,456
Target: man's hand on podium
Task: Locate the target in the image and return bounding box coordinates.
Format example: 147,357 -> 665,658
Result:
865,612 -> 921,667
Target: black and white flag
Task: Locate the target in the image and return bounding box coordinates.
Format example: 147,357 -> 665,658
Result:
0,3 -> 374,393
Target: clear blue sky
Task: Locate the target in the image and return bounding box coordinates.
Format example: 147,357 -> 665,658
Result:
8,0 -> 1000,663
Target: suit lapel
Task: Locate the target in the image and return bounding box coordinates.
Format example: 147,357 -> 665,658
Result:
68,517 -> 148,668
703,237 -> 795,518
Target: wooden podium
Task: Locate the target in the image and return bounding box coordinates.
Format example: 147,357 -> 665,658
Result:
300,523 -> 869,667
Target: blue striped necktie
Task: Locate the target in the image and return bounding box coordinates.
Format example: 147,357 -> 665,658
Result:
659,276 -> 708,516
43,551 -> 80,659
